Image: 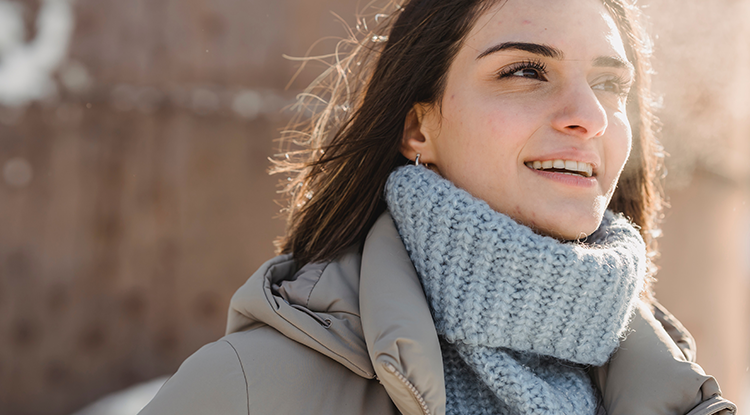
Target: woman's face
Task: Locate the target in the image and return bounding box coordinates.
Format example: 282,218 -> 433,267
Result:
405,0 -> 633,239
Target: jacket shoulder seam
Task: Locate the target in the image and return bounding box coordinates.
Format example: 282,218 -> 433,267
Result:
220,339 -> 250,415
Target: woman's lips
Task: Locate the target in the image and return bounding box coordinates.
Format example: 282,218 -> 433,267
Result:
524,159 -> 595,177
526,164 -> 597,187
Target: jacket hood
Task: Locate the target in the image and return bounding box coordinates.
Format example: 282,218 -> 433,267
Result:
226,245 -> 375,378
226,212 -> 447,415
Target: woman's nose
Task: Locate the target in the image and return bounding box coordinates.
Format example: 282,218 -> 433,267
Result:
551,82 -> 608,139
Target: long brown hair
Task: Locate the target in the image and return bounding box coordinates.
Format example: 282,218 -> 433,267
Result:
272,0 -> 663,267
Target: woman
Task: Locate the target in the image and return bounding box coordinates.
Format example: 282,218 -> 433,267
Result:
140,0 -> 737,414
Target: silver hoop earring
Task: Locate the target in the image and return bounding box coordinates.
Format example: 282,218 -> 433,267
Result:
415,153 -> 421,166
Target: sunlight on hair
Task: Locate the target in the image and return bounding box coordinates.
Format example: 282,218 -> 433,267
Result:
270,1 -> 406,225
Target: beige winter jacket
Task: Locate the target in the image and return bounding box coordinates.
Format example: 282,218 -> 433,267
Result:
140,212 -> 737,415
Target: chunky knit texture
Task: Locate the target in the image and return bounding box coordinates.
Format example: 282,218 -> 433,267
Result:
385,165 -> 647,415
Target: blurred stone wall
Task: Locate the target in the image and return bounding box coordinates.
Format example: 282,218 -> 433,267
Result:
0,1 -> 747,414
0,1 -> 355,414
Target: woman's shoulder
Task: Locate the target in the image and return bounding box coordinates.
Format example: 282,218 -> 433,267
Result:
138,330 -> 257,415
592,300 -> 737,415
140,326 -> 397,415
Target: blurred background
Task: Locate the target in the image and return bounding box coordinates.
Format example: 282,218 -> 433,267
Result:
0,0 -> 748,414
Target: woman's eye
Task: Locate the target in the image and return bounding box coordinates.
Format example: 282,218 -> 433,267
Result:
593,80 -> 618,92
512,68 -> 544,79
497,60 -> 548,81
592,77 -> 631,96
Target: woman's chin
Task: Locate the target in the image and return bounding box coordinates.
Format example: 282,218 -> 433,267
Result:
523,214 -> 603,241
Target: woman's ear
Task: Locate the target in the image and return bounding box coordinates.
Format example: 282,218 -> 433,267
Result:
400,104 -> 438,164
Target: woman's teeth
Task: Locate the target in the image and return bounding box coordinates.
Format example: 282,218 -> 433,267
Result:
525,159 -> 594,178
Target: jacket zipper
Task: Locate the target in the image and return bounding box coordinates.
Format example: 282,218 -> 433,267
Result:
383,362 -> 431,415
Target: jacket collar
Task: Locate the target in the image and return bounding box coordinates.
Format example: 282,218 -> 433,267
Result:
225,211 -> 444,414
226,245 -> 375,378
359,212 -> 446,415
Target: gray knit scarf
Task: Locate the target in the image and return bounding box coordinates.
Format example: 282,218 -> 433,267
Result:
384,165 -> 647,415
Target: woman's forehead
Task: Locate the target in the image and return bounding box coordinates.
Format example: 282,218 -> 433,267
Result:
463,0 -> 628,62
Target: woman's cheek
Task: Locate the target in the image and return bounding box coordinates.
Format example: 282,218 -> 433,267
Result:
610,111 -> 633,173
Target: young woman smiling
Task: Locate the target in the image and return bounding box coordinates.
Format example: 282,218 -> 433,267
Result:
140,0 -> 737,414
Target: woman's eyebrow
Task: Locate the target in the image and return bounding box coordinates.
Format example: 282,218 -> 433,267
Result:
476,42 -> 563,60
593,56 -> 635,74
476,43 -> 634,74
